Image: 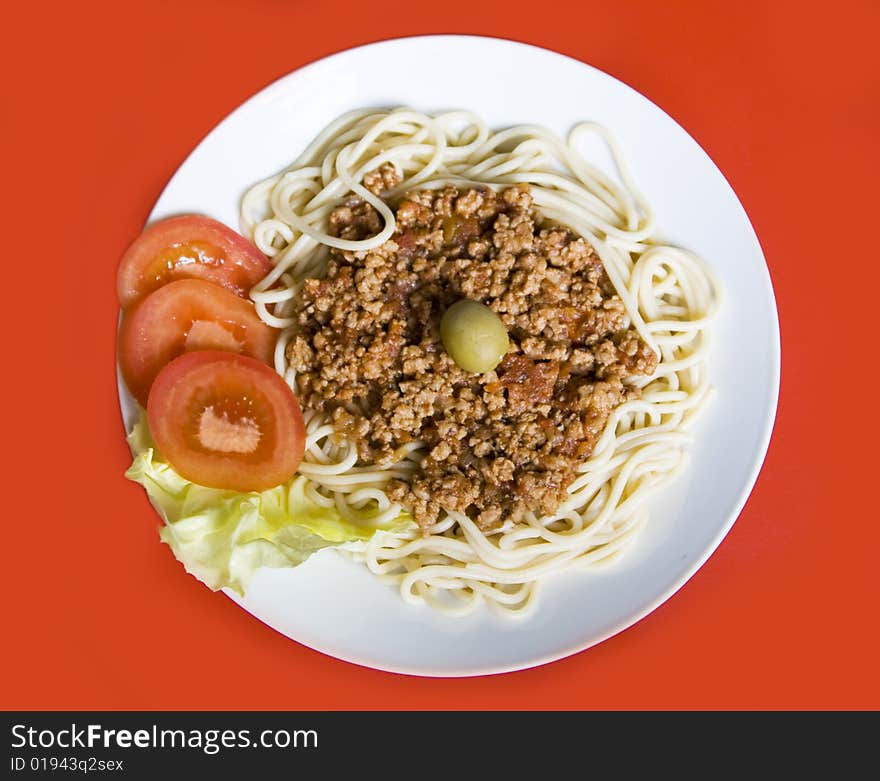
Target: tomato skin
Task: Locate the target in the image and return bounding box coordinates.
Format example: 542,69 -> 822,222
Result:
117,215 -> 273,309
119,279 -> 275,407
147,351 -> 305,493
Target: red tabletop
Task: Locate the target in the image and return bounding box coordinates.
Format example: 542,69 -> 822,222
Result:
4,0 -> 878,709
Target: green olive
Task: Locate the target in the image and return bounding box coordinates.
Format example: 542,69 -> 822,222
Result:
440,299 -> 509,373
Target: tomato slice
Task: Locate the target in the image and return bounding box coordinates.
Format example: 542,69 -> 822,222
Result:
147,351 -> 305,492
119,278 -> 275,406
117,215 -> 273,309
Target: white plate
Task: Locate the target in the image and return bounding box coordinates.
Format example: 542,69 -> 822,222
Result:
120,35 -> 779,676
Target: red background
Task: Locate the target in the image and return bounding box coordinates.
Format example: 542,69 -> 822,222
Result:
4,0 -> 878,709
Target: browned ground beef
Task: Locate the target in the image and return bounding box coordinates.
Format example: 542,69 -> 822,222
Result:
287,166 -> 658,531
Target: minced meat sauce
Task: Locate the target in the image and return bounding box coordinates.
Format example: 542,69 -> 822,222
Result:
287,165 -> 658,531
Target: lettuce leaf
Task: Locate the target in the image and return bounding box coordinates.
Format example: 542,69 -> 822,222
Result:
125,417 -> 410,594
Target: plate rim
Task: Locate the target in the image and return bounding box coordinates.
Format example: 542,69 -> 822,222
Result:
122,33 -> 781,677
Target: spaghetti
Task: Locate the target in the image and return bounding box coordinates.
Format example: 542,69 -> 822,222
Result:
240,108 -> 720,616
